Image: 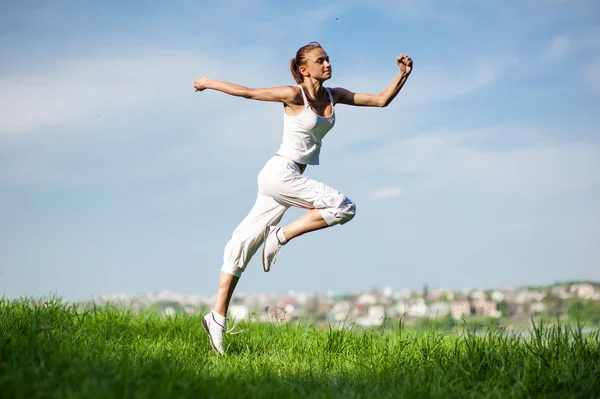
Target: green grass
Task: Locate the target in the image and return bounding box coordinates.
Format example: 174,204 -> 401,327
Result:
1,299 -> 599,398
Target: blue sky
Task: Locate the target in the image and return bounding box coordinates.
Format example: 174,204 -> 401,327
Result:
1,0 -> 599,301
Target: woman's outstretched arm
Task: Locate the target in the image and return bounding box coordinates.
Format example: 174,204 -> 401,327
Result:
332,54 -> 413,108
193,76 -> 298,103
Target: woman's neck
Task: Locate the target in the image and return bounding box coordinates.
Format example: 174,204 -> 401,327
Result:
302,79 -> 324,102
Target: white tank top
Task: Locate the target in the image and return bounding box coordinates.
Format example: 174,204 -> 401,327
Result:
276,85 -> 336,165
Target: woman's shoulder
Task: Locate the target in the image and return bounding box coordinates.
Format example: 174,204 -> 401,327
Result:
325,87 -> 353,105
281,85 -> 304,105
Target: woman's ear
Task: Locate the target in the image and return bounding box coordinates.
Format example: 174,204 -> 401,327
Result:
299,65 -> 309,77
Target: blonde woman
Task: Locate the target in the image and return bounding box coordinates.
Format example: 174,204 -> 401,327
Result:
194,42 -> 412,355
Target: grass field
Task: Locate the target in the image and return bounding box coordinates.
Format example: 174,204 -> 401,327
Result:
1,299 -> 599,398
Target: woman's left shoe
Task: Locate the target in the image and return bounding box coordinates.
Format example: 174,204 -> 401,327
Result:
262,226 -> 283,272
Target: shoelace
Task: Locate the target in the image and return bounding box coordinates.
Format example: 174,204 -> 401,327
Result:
225,319 -> 246,335
212,312 -> 246,335
271,243 -> 282,265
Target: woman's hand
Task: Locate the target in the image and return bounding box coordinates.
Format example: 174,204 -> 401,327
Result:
193,76 -> 211,92
396,54 -> 413,75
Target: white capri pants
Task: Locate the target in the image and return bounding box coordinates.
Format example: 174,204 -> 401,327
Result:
221,155 -> 356,277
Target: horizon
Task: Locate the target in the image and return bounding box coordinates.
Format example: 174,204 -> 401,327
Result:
6,279 -> 599,304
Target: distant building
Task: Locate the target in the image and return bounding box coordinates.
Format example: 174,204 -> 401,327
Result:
408,298 -> 428,318
356,293 -> 378,305
574,283 -> 596,299
470,290 -> 487,301
451,298 -> 471,320
427,289 -> 451,301
330,300 -> 352,322
394,300 -> 409,317
529,301 -> 545,315
368,305 -> 385,320
472,298 -> 500,318
392,289 -> 412,301
429,301 -> 451,318
551,285 -> 573,299
490,290 -> 505,302
355,305 -> 386,327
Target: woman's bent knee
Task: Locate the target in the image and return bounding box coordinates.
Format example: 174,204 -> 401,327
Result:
320,196 -> 356,226
338,198 -> 356,225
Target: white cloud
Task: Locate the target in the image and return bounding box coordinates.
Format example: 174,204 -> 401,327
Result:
0,44 -> 299,186
364,128 -> 600,197
0,51 -> 199,132
538,29 -> 599,64
371,186 -> 402,200
404,57 -> 517,105
0,45 -> 288,135
328,54 -> 513,145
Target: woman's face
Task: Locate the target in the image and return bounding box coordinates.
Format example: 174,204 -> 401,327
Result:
301,48 -> 332,81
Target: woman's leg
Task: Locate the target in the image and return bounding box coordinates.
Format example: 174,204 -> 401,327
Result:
218,192 -> 287,309
281,208 -> 328,240
260,157 -> 357,237
260,157 -> 357,270
213,271 -> 240,317
261,190 -> 355,271
203,192 -> 286,355
220,192 -> 288,277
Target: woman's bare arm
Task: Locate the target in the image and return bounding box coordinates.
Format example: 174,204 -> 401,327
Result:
193,76 -> 298,103
333,54 -> 413,108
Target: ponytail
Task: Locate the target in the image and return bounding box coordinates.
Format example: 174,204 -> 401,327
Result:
289,58 -> 304,84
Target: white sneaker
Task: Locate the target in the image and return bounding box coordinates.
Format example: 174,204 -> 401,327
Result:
262,226 -> 283,272
201,312 -> 225,355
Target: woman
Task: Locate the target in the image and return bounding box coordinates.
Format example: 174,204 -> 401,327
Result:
194,42 -> 412,355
